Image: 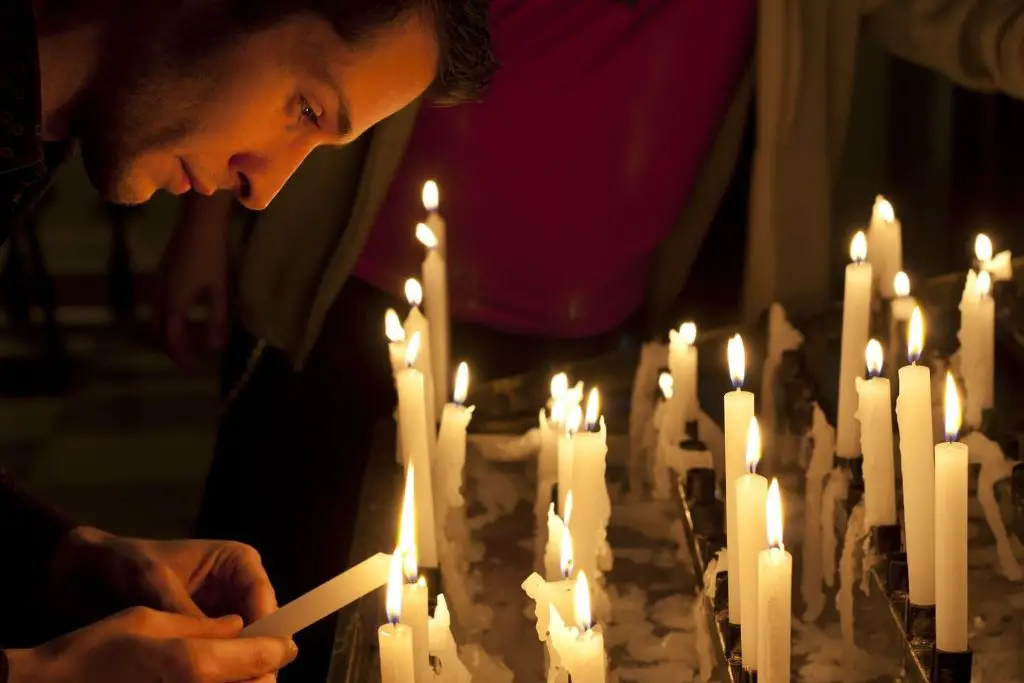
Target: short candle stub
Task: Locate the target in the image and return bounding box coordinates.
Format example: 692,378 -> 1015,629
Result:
872,524 -> 902,557
886,551 -> 909,597
931,648 -> 974,683
904,603 -> 936,641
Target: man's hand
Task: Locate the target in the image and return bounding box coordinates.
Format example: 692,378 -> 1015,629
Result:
154,193 -> 235,368
51,527 -> 277,627
7,607 -> 296,683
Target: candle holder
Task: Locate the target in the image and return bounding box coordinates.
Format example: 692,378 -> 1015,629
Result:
904,603 -> 936,641
739,669 -> 757,683
872,524 -> 902,557
931,648 -> 973,683
885,551 -> 909,598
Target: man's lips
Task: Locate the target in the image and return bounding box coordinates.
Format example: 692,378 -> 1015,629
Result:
180,160 -> 214,195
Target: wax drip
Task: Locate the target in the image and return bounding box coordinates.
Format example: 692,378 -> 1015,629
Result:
963,431 -> 1024,581
837,502 -> 867,646
802,404 -> 835,621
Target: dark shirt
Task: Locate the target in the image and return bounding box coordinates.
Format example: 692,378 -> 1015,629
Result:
0,0 -> 75,649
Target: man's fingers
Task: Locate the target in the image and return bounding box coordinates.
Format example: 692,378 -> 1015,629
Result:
186,637 -> 298,682
137,560 -> 205,618
119,607 -> 243,638
232,547 -> 278,623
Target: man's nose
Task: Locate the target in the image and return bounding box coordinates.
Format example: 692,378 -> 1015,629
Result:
228,144 -> 315,211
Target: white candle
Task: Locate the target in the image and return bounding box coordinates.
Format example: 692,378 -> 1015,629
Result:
417,223 -> 450,414
241,552 -> 391,637
385,309 -> 407,376
668,322 -> 700,426
557,405 -> 582,517
544,496 -> 572,581
837,231 -> 873,458
935,374 -> 969,653
523,526 -> 575,641
403,280 -> 439,430
570,389 -> 610,581
890,272 -> 917,322
855,340 -> 897,528
437,362 -> 474,509
736,418 -> 768,672
959,270 -> 994,428
427,595 -> 470,683
866,196 -> 903,299
379,552 -> 416,683
724,334 -> 755,624
757,479 -> 792,683
397,469 -> 430,683
895,307 -> 936,607
422,180 -> 447,257
547,572 -> 607,683
395,336 -> 439,568
975,232 -> 1013,281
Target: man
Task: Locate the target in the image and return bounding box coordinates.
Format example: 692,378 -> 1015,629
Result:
0,0 -> 493,680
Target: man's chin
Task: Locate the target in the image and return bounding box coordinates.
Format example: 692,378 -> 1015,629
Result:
97,179 -> 155,206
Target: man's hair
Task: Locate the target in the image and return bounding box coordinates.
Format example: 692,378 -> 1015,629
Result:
239,0 -> 497,105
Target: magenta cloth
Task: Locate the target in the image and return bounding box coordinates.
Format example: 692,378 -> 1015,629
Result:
354,0 -> 754,338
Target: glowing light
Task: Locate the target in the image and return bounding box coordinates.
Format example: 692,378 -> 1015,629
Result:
551,373 -> 569,401
976,270 -> 992,297
453,362 -> 469,405
874,196 -> 895,223
560,523 -> 574,578
744,417 -> 761,474
866,339 -> 884,377
415,223 -> 438,249
944,372 -> 961,442
566,404 -> 583,435
658,372 -> 674,399
584,388 -> 600,430
728,334 -> 746,389
766,478 -> 784,550
908,307 -> 924,364
404,278 -> 423,307
385,550 -> 404,624
679,322 -> 697,346
398,465 -> 418,581
975,234 -> 993,263
893,271 -> 911,298
385,309 -> 405,343
405,332 -> 421,367
422,180 -> 439,212
850,231 -> 868,263
574,571 -> 593,632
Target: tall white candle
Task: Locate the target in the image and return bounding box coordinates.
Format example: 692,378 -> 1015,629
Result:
385,309 -> 407,376
724,334 -> 755,624
397,468 -> 430,683
757,479 -> 792,683
570,389 -> 609,581
417,223 -> 450,414
437,362 -> 474,509
668,322 -> 700,426
404,279 -> 438,429
935,374 -> 969,653
866,196 -> 903,299
544,496 -> 572,581
736,418 -> 768,672
959,270 -> 994,428
395,336 -> 438,568
855,339 -> 897,527
895,307 -> 935,606
379,552 -> 416,683
422,180 -> 447,257
557,405 -> 582,517
837,231 -> 873,458
547,572 -> 607,683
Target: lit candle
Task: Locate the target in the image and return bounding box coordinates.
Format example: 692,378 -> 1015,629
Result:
437,362 -> 474,509
397,466 -> 430,683
837,231 -> 873,459
547,572 -> 607,683
570,388 -> 610,581
523,525 -> 576,641
427,595 -> 470,683
724,334 -> 755,625
557,405 -> 582,517
403,278 -> 439,434
668,322 -> 699,429
544,494 -> 572,581
395,341 -> 438,569
855,340 -> 897,528
422,180 -> 447,256
866,196 -> 903,299
958,270 -> 994,428
757,479 -> 792,683
935,374 -> 969,653
975,232 -> 1013,281
417,223 -> 450,414
538,376 -> 567,510
651,372 -> 673,499
379,552 -> 416,683
895,307 -> 935,607
890,272 -> 917,323
736,418 -> 769,673
385,309 -> 407,375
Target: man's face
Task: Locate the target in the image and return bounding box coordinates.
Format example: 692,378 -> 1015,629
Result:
76,9 -> 439,208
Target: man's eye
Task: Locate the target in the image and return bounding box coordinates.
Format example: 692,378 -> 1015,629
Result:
299,96 -> 321,128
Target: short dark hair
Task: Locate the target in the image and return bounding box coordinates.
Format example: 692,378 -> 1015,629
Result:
238,0 -> 497,105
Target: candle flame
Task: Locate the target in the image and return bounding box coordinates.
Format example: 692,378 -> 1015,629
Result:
766,478 -> 784,550
566,404 -> 583,435
976,269 -> 992,297
893,271 -> 911,298
385,309 -> 405,343
944,372 -> 961,442
404,278 -> 423,307
560,523 -> 574,578
865,339 -> 884,377
584,388 -> 600,430
551,373 -> 569,401
453,362 -> 469,404
679,322 -> 697,346
874,195 -> 895,223
745,417 -> 761,474
975,233 -> 993,263
415,222 -> 439,250
850,231 -> 868,263
385,550 -> 404,623
574,571 -> 592,632
405,332 -> 421,367
908,307 -> 924,363
422,180 -> 439,212
658,372 -> 674,399
551,399 -> 567,425
727,334 -> 746,389
398,465 -> 418,581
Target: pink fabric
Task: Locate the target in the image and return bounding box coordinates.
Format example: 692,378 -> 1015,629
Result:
354,0 -> 754,337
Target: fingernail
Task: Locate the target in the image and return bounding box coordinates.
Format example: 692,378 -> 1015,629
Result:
219,614 -> 244,629
287,639 -> 299,661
